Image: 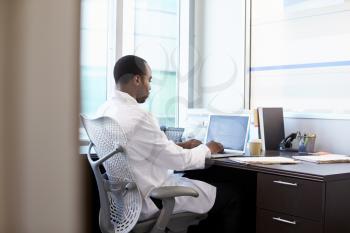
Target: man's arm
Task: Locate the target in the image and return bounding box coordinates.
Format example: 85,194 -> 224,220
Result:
177,139 -> 202,149
131,112 -> 223,170
206,141 -> 224,154
177,139 -> 224,154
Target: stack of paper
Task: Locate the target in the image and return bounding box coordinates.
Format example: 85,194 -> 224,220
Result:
230,156 -> 298,165
293,154 -> 350,164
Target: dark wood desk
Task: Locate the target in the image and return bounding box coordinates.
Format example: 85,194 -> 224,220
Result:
80,147 -> 102,233
210,151 -> 350,233
81,146 -> 350,233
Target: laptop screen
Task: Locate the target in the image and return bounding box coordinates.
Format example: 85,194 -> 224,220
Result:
205,115 -> 250,151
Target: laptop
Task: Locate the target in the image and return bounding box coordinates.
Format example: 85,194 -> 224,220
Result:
205,114 -> 250,158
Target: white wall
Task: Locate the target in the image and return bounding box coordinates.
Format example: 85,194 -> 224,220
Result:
285,117 -> 350,155
0,0 -> 83,232
193,0 -> 246,113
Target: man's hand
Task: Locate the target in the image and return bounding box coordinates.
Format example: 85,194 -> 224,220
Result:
206,140 -> 224,154
177,139 -> 202,149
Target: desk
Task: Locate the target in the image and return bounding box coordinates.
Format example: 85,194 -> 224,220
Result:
81,147 -> 350,233
209,151 -> 350,233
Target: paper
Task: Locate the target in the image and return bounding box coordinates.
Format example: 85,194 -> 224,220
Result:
229,156 -> 298,165
293,154 -> 350,164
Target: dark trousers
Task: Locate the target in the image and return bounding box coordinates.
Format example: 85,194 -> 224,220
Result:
183,172 -> 243,233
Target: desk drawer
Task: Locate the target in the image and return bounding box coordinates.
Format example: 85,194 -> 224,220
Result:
257,173 -> 324,221
257,209 -> 322,233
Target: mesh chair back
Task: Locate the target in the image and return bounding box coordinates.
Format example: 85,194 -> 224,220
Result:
80,115 -> 142,233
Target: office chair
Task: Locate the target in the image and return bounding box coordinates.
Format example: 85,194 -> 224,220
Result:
80,115 -> 207,233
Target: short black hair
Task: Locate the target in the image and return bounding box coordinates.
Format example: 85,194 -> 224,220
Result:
113,55 -> 147,84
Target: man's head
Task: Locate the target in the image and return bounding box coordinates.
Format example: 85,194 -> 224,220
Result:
113,55 -> 152,103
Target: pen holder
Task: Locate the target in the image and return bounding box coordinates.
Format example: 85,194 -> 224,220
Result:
298,134 -> 316,153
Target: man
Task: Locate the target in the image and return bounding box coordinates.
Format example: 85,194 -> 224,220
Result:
96,55 -> 224,221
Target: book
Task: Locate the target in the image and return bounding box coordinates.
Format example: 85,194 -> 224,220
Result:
230,156 -> 298,165
293,154 -> 350,164
258,107 -> 285,151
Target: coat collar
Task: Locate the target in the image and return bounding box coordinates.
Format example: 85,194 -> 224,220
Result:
112,90 -> 138,105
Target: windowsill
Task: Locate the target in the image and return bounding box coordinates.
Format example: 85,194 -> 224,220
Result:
284,112 -> 350,120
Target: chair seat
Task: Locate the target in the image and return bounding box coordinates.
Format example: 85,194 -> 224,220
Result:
132,212 -> 207,233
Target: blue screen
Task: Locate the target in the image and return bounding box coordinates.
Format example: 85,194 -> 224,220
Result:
206,115 -> 249,150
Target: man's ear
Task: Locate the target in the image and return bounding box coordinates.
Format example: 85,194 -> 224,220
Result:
134,75 -> 141,86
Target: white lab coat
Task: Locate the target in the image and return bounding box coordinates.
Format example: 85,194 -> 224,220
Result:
96,90 -> 216,220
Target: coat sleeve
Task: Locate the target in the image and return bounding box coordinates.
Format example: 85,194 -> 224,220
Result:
127,112 -> 210,171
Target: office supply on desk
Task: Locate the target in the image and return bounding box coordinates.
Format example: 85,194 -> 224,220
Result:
258,107 -> 285,151
297,133 -> 316,153
293,154 -> 350,164
230,156 -> 298,165
279,132 -> 298,150
205,114 -> 250,158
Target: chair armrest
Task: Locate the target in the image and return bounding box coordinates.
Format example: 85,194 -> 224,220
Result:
149,186 -> 199,233
150,186 -> 199,200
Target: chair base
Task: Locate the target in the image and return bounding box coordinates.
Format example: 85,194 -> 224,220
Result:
132,212 -> 207,233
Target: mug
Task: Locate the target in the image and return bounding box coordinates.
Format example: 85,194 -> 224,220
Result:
249,139 -> 263,156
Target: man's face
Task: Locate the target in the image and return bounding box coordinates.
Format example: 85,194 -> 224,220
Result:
136,63 -> 152,103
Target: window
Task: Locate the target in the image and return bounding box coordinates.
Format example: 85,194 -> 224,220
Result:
190,0 -> 247,113
123,0 -> 180,126
80,0 -> 248,128
250,0 -> 350,115
80,0 -> 180,126
80,0 -> 116,115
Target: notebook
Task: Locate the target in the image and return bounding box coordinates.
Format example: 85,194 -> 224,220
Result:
205,114 -> 250,158
293,154 -> 350,164
230,156 -> 298,165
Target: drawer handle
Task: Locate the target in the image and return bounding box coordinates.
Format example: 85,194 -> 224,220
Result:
273,180 -> 298,187
272,217 -> 296,225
